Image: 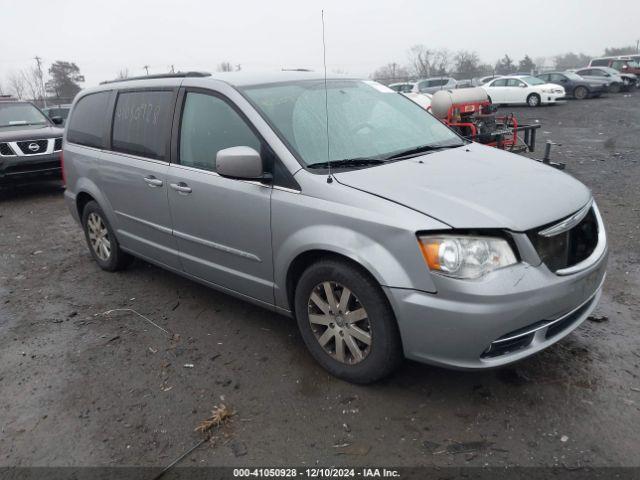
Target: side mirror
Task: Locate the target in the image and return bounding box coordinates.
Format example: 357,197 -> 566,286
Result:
216,146 -> 265,180
520,84 -> 527,88
51,116 -> 63,125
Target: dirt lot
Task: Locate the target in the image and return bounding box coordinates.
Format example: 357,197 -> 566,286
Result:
1,92 -> 639,470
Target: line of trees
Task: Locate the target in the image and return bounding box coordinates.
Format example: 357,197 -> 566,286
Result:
3,60 -> 84,103
372,44 -> 640,84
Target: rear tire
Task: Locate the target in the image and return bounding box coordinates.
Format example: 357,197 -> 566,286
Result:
294,259 -> 403,384
573,86 -> 588,100
81,201 -> 133,271
527,93 -> 541,107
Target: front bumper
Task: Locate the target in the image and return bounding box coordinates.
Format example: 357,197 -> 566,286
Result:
542,92 -> 566,104
0,151 -> 62,184
385,236 -> 607,370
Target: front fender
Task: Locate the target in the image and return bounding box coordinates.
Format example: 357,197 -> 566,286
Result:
271,186 -> 445,310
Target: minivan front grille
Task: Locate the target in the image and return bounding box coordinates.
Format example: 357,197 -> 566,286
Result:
17,139 -> 48,155
527,207 -> 598,273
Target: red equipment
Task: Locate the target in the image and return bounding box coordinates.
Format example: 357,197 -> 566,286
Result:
429,88 -> 539,154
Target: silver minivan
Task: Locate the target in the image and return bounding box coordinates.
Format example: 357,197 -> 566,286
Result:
63,71 -> 607,383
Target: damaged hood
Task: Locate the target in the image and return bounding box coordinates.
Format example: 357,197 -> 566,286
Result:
334,143 -> 591,232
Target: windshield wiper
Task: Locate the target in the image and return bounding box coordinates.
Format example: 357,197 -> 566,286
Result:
307,158 -> 386,169
385,142 -> 464,160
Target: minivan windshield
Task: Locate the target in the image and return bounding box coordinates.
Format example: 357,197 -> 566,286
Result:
0,103 -> 50,128
242,79 -> 463,167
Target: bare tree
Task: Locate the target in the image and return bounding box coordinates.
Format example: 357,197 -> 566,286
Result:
408,45 -> 433,78
431,49 -> 451,76
22,66 -> 44,101
371,63 -> 410,84
453,50 -> 480,78
8,72 -> 26,99
217,61 -> 233,72
116,68 -> 129,80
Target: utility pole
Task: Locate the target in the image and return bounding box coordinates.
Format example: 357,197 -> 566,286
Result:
143,65 -> 150,75
34,56 -> 47,108
637,39 -> 639,54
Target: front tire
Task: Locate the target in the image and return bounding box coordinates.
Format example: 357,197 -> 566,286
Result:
82,200 -> 133,271
527,93 -> 541,107
573,86 -> 588,100
609,82 -> 621,93
294,259 -> 403,383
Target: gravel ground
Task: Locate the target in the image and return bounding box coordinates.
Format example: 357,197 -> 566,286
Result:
1,91 -> 639,469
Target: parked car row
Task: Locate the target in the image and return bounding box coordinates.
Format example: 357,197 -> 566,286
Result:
388,55 -> 639,107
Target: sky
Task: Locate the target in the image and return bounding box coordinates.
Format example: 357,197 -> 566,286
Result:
1,0 -> 639,88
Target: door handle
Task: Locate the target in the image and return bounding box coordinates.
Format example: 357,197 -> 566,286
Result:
170,182 -> 192,194
143,176 -> 163,187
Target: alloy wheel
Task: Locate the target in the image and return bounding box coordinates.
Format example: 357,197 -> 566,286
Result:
307,281 -> 372,364
87,212 -> 111,261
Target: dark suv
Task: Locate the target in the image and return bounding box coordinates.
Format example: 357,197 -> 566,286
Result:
0,96 -> 64,184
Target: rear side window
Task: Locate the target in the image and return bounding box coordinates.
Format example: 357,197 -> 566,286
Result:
112,90 -> 174,160
179,92 -> 260,172
67,92 -> 111,148
591,59 -> 609,66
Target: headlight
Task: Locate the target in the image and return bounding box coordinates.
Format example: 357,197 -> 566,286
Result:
541,88 -> 553,93
417,235 -> 517,279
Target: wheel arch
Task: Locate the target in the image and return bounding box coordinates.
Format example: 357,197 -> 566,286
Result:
527,92 -> 541,104
574,85 -> 589,97
76,191 -> 95,220
285,249 -> 384,316
73,177 -> 118,228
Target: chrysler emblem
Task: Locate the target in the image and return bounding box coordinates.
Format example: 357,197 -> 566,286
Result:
28,142 -> 40,152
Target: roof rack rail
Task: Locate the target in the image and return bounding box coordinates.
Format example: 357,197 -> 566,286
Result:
100,71 -> 211,85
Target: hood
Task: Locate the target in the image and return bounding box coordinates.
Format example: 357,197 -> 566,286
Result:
334,143 -> 591,232
0,124 -> 63,142
540,83 -> 564,92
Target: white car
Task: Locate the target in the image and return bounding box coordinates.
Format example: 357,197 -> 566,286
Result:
481,75 -> 565,107
389,82 -> 415,93
401,92 -> 432,110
